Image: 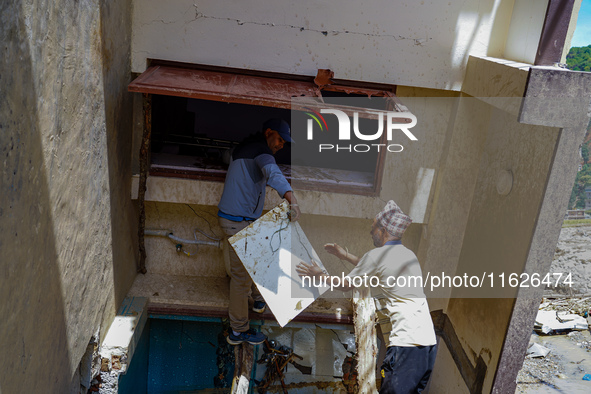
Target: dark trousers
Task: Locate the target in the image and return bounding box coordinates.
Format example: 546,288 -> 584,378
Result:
379,345 -> 437,394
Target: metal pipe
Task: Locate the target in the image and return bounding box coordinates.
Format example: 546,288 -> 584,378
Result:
167,233 -> 221,248
145,229 -> 222,249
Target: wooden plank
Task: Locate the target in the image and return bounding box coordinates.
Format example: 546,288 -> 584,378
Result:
231,344 -> 254,394
137,93 -> 151,274
352,288 -> 378,393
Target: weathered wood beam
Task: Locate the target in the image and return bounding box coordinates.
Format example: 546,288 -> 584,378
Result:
137,93 -> 151,274
430,310 -> 486,393
352,288 -> 378,393
231,343 -> 253,394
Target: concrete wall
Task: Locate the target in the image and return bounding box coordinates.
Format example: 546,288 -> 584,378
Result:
131,0 -> 518,91
504,0 -> 548,64
564,0 -> 584,63
0,0 -> 136,392
142,200 -> 374,285
434,107 -> 558,392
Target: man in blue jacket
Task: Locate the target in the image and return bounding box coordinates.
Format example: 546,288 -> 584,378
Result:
218,118 -> 300,345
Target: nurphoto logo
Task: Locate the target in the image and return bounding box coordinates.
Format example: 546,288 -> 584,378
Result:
305,108 -> 418,153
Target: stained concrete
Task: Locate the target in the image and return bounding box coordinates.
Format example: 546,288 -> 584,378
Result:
0,0 -> 136,392
128,201 -> 375,318
492,67 -> 591,393
433,99 -> 559,392
131,0 -> 515,91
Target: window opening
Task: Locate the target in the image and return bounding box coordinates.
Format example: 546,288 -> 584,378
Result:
130,63 -> 400,195
150,95 -> 292,182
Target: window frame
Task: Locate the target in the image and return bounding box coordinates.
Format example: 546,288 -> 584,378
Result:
129,61 -> 405,196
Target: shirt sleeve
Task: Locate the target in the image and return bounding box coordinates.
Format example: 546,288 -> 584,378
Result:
346,252 -> 377,280
254,153 -> 292,198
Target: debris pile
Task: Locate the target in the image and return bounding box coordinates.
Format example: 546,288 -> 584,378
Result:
550,226 -> 591,295
539,297 -> 591,317
566,330 -> 591,352
515,348 -> 565,391
526,343 -> 550,358
215,323 -> 235,389
256,340 -> 311,393
534,310 -> 588,335
516,225 -> 591,392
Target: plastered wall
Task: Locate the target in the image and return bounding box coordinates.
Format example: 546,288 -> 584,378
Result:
0,0 -> 136,392
504,0 -> 548,64
131,0 -> 517,91
440,107 -> 558,392
143,201 -> 375,283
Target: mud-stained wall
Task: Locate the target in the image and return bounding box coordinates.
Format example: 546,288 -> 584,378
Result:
441,108 -> 558,392
414,96 -> 559,391
413,94 -> 493,308
0,0 -> 136,392
143,201 -> 375,281
131,0 -> 517,90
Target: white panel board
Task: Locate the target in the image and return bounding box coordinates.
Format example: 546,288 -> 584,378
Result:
229,201 -> 328,327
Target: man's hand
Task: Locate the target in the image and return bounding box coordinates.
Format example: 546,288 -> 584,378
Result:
284,191 -> 300,221
289,204 -> 301,221
324,243 -> 348,260
324,243 -> 360,266
296,259 -> 325,279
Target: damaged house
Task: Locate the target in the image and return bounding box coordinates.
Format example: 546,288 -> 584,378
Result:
2,0 -> 591,393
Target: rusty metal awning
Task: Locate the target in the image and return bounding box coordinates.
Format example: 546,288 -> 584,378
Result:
128,65 -> 407,113
128,65 -> 320,109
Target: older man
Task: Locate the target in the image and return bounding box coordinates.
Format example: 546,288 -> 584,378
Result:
297,200 -> 436,393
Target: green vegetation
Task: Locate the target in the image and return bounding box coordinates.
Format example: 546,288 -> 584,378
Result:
564,47 -> 591,216
563,219 -> 591,227
569,163 -> 591,209
566,45 -> 591,71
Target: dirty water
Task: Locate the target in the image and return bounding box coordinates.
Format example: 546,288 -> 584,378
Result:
517,330 -> 591,393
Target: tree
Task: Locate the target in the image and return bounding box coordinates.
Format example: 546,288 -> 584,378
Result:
567,45 -> 591,71
578,174 -> 591,186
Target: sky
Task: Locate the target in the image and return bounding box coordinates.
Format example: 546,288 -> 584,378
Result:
571,0 -> 591,48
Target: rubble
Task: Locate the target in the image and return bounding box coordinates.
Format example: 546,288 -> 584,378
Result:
534,310 -> 588,335
549,226 -> 591,295
516,347 -> 565,391
566,330 -> 591,352
516,223 -> 591,392
526,343 -> 550,358
539,297 -> 591,317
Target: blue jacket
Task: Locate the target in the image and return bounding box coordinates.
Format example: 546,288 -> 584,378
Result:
218,137 -> 291,220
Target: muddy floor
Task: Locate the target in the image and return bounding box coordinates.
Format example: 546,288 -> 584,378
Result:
516,329 -> 591,393
515,224 -> 591,393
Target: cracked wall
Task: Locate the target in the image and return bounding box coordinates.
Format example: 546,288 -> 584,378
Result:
131,0 -> 516,90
